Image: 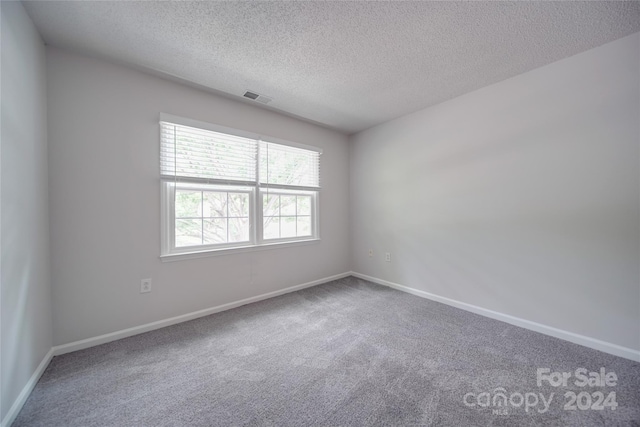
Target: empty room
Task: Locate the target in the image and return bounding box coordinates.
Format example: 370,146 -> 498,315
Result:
2,1 -> 639,426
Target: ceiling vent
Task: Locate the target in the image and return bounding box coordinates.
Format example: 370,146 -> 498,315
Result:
243,90 -> 272,104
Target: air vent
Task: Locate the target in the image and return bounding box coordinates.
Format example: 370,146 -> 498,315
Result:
243,91 -> 259,100
243,90 -> 272,104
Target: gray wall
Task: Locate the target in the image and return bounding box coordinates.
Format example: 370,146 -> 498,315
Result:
350,33 -> 640,351
1,1 -> 53,421
46,48 -> 350,346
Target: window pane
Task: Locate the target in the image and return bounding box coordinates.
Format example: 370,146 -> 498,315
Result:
280,195 -> 296,216
175,219 -> 202,247
264,217 -> 279,240
203,219 -> 227,244
281,216 -> 296,238
229,218 -> 250,242
297,216 -> 311,236
297,196 -> 311,215
175,191 -> 202,218
203,192 -> 226,217
228,193 -> 249,217
263,194 -> 279,217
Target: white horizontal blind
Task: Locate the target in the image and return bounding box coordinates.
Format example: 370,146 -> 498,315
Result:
259,141 -> 320,189
160,121 -> 257,184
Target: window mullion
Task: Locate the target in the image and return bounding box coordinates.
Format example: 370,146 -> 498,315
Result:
200,191 -> 204,245
226,192 -> 230,243
255,142 -> 261,245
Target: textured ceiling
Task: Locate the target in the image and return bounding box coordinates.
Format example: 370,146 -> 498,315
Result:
24,1 -> 640,134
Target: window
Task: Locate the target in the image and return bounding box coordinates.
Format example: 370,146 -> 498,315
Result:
174,186 -> 251,247
160,114 -> 320,258
263,191 -> 314,240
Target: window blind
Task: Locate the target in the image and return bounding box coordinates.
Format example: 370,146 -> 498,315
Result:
160,121 -> 257,184
160,115 -> 320,190
259,141 -> 320,189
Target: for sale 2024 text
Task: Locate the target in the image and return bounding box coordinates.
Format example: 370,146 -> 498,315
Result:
537,367 -> 618,411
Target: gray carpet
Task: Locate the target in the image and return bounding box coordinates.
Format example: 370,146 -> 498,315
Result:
14,276 -> 640,426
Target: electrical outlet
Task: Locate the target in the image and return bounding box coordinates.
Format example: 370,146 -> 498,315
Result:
140,278 -> 152,293
385,252 -> 391,262
369,249 -> 374,257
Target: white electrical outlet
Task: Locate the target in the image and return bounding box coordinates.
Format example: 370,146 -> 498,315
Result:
140,278 -> 152,293
385,252 -> 391,262
369,249 -> 374,257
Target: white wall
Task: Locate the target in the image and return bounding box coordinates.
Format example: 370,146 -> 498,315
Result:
1,1 -> 53,422
46,48 -> 350,346
350,33 -> 640,351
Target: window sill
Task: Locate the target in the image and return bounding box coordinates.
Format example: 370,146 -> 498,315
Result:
159,238 -> 321,263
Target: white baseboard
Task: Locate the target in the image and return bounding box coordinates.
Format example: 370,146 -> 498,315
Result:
5,271 -> 636,427
351,272 -> 640,363
1,347 -> 54,427
53,272 -> 351,356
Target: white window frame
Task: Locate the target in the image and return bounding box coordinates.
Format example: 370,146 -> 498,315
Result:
159,114 -> 320,261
